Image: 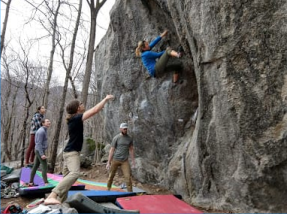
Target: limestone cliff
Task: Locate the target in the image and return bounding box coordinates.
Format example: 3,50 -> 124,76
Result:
93,0 -> 287,212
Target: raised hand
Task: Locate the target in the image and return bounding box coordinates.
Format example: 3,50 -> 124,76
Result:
160,30 -> 168,38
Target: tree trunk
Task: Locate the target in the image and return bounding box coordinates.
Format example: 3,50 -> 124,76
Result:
20,102 -> 32,166
50,0 -> 83,173
20,66 -> 34,166
1,56 -> 19,162
43,0 -> 61,108
2,80 -> 13,161
10,86 -> 19,160
81,0 -> 107,106
1,0 -> 12,56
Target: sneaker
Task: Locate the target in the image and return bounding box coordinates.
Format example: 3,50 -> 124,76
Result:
120,183 -> 127,189
3,190 -> 16,199
3,193 -> 12,199
26,163 -> 33,168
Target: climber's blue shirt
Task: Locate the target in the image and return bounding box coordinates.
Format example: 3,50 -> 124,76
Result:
141,36 -> 165,77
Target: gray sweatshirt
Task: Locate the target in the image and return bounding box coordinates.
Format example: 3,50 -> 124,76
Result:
35,126 -> 48,156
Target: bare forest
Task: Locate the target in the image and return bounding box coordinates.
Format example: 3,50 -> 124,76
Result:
1,0 -> 113,171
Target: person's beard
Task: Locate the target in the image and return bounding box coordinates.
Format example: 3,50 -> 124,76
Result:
121,131 -> 127,135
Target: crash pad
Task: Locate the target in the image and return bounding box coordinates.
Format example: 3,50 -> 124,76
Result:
76,178 -> 125,192
116,194 -> 203,213
68,190 -> 137,202
19,167 -> 85,195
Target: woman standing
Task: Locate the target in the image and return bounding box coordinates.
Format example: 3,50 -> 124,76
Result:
25,106 -> 46,166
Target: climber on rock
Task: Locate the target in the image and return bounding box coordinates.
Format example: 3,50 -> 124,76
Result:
135,30 -> 184,82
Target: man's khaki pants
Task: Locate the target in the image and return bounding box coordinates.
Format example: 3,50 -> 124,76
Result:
107,159 -> 132,192
52,151 -> 81,202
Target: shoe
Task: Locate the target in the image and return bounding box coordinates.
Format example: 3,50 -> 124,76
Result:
145,74 -> 151,80
173,72 -> 179,83
120,183 -> 127,189
3,193 -> 12,199
177,45 -> 184,53
22,182 -> 36,187
177,45 -> 184,58
3,188 -> 18,198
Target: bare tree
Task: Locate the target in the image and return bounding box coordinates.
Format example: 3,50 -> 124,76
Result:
42,0 -> 61,107
17,43 -> 46,166
22,0 -> 62,110
88,71 -> 102,163
1,0 -> 12,56
1,0 -> 110,167
68,46 -> 87,99
81,0 -> 107,106
1,40 -> 45,164
1,52 -> 18,161
50,0 -> 83,172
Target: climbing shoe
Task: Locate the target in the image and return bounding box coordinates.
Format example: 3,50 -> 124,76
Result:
173,72 -> 179,83
145,74 -> 151,80
177,45 -> 184,58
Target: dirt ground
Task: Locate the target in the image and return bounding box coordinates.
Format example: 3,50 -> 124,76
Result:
1,164 -> 224,213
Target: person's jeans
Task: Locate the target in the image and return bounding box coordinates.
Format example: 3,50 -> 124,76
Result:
52,151 -> 81,202
107,159 -> 132,192
30,150 -> 48,183
25,134 -> 35,164
155,47 -> 182,77
155,48 -> 171,75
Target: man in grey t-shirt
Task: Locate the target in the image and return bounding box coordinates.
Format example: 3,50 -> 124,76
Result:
106,123 -> 135,192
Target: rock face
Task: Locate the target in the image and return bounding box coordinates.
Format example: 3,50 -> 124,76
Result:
93,0 -> 287,212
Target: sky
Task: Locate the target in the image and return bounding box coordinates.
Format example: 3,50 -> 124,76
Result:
1,0 -> 115,85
